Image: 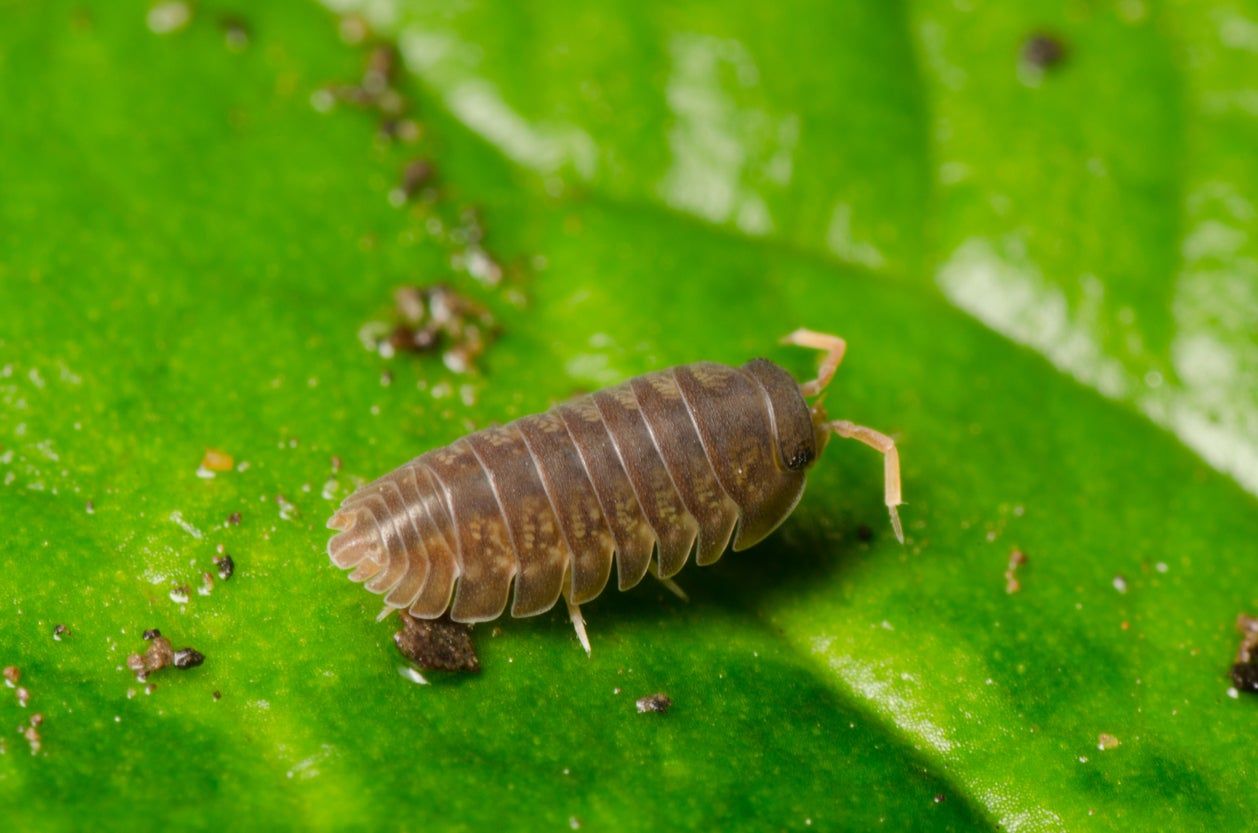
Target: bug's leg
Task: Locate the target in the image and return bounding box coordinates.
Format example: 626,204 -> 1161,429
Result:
565,595 -> 592,657
781,329 -> 848,397
648,562 -> 690,602
825,420 -> 904,544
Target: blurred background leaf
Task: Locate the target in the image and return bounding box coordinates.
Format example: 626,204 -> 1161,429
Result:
0,1 -> 1254,831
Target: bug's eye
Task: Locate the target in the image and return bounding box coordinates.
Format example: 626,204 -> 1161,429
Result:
785,447 -> 813,471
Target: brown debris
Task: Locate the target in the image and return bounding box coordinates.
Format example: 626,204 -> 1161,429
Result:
1231,614 -> 1258,695
15,687 -> 30,708
635,693 -> 672,714
382,283 -> 498,374
1097,733 -> 1121,751
199,447 -> 234,474
389,158 -> 435,206
213,553 -> 235,580
227,511 -> 242,526
1022,33 -> 1067,71
52,624 -> 70,641
2,666 -> 19,687
126,633 -> 205,680
394,611 -> 480,673
172,648 -> 205,670
219,15 -> 250,51
1004,548 -> 1028,594
21,715 -> 42,754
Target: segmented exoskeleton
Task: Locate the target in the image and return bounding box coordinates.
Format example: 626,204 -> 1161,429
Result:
327,330 -> 902,653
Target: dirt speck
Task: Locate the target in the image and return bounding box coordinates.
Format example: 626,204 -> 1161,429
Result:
212,690 -> 222,701
21,716 -> 41,754
52,624 -> 69,641
1022,32 -> 1066,71
855,524 -> 874,542
85,500 -> 95,514
199,448 -> 234,476
1097,733 -> 1121,751
15,687 -> 30,708
169,585 -> 190,604
1231,613 -> 1258,695
1004,548 -> 1027,594
219,14 -> 250,50
214,553 -> 235,580
276,494 -> 299,521
127,633 -> 204,679
172,648 -> 205,670
635,693 -> 672,714
394,611 -> 480,673
378,283 -> 499,374
3,666 -> 20,687
389,159 -> 435,206
1111,575 -> 1128,594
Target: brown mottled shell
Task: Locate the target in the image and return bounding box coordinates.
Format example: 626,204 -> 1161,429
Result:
327,360 -> 815,623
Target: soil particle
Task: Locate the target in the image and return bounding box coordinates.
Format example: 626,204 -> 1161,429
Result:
127,634 -> 204,679
1231,614 -> 1258,695
635,693 -> 672,714
3,666 -> 20,687
1097,733 -> 1121,751
394,611 -> 480,673
172,648 -> 205,670
213,553 -> 235,580
227,511 -> 242,526
52,624 -> 70,641
1004,548 -> 1028,594
199,447 -> 234,475
1022,32 -> 1067,70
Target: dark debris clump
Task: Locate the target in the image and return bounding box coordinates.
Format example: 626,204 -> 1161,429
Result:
635,693 -> 672,714
1232,614 -> 1258,695
126,632 -> 206,681
394,611 -> 480,673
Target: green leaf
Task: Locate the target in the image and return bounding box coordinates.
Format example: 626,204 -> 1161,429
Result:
1,1 -> 1254,831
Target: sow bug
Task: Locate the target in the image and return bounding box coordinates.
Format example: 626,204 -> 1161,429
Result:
328,330 -> 903,655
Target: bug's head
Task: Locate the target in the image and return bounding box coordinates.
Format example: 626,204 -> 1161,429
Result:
809,396 -> 833,461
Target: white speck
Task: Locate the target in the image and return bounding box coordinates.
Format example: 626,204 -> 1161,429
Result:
310,89 -> 335,113
1112,575 -> 1128,594
398,666 -> 429,686
568,817 -> 581,830
27,368 -> 45,389
1155,562 -> 1169,573
1078,756 -> 1089,763
321,478 -> 339,501
880,620 -> 895,631
146,1 -> 191,34
169,510 -> 204,539
169,586 -> 190,604
1227,687 -> 1240,699
276,495 -> 299,521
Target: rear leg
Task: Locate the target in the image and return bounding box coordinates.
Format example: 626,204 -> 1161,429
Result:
649,561 -> 690,602
825,420 -> 904,544
781,329 -> 847,397
565,594 -> 591,657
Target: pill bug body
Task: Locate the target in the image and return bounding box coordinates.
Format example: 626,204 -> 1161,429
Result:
328,332 -> 903,650
330,360 -> 812,617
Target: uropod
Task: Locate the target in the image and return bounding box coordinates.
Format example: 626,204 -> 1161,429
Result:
327,330 -> 903,655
